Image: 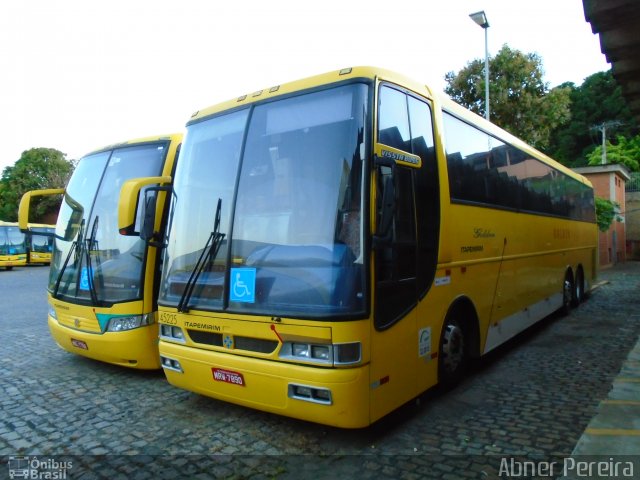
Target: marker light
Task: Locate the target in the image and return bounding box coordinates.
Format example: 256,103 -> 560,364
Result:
288,384 -> 333,405
160,355 -> 183,373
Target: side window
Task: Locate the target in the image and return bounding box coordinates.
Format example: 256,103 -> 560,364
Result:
375,86 -> 417,329
443,111 -> 595,223
378,87 -> 411,151
408,96 -> 439,298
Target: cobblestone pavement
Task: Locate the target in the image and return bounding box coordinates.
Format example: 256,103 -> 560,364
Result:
1,262 -> 639,479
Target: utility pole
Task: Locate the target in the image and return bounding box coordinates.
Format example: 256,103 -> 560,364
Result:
592,121 -> 622,164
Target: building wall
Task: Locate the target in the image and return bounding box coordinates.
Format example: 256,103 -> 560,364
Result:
584,171 -> 627,266
627,191 -> 640,260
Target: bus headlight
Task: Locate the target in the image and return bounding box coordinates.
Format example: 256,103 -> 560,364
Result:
311,345 -> 331,361
160,324 -> 186,343
107,314 -> 152,332
280,341 -> 361,365
48,305 -> 57,320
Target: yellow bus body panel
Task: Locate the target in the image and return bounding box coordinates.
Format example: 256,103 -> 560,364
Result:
28,252 -> 52,264
159,311 -> 372,427
0,254 -> 27,268
48,295 -> 160,369
161,341 -> 370,428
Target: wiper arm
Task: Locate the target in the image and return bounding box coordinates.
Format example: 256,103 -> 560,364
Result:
177,198 -> 225,313
84,216 -> 100,305
53,219 -> 85,298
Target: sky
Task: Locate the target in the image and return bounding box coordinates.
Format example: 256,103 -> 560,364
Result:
0,0 -> 610,173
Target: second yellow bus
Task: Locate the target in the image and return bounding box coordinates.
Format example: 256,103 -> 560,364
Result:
20,134 -> 181,369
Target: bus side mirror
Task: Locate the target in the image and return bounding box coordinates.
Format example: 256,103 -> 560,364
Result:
139,186 -> 171,245
118,176 -> 172,237
18,188 -> 65,232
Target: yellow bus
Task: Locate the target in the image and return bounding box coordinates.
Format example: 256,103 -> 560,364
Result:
0,221 -> 27,270
121,67 -> 597,427
26,223 -> 56,265
19,134 -> 181,369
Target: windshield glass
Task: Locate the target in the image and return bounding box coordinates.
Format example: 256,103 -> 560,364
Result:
160,83 -> 368,318
30,228 -> 54,252
50,143 -> 168,305
0,226 -> 26,254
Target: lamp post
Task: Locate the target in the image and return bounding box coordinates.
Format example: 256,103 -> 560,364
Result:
469,10 -> 490,121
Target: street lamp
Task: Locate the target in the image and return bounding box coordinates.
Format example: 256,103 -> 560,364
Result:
469,10 -> 490,121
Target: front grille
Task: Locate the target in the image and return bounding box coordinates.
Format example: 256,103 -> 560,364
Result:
187,329 -> 278,354
235,336 -> 278,354
58,313 -> 101,333
187,330 -> 223,346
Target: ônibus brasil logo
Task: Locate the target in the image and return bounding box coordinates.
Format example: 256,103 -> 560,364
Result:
8,456 -> 72,479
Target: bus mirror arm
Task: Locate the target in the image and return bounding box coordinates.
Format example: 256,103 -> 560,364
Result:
373,173 -> 396,249
118,176 -> 171,237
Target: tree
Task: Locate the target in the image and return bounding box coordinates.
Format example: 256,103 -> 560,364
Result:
595,197 -> 621,232
586,134 -> 640,172
547,71 -> 638,166
445,44 -> 571,150
0,148 -> 74,221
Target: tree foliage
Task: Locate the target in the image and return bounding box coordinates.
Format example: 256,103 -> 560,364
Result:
586,134 -> 640,171
595,197 -> 621,232
444,44 -> 571,150
0,148 -> 74,222
547,71 -> 638,166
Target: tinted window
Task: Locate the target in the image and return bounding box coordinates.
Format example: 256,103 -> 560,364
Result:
443,112 -> 595,222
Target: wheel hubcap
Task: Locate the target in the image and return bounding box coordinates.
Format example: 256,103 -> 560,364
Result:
564,279 -> 572,306
441,324 -> 464,374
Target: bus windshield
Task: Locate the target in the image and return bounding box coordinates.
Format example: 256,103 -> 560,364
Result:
50,143 -> 168,305
30,227 -> 54,253
160,83 -> 368,318
0,225 -> 26,254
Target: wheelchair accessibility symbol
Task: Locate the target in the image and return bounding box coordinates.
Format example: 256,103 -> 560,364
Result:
79,267 -> 93,291
230,268 -> 256,303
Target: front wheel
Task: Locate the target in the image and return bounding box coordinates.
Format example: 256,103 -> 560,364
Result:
560,273 -> 573,316
438,316 -> 466,386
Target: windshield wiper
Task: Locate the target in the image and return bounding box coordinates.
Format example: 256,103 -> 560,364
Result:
53,219 -> 85,298
84,216 -> 100,305
177,198 -> 225,313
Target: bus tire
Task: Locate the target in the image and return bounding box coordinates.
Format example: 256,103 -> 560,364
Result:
438,315 -> 467,387
560,271 -> 573,316
572,267 -> 584,307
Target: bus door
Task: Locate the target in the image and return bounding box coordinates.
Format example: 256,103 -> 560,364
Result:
369,84 -> 439,421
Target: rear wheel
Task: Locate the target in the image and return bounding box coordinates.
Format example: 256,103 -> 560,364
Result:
438,316 -> 466,386
572,267 -> 584,307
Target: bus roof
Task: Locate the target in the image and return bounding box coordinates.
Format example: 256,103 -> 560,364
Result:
82,133 -> 182,158
187,66 -> 591,188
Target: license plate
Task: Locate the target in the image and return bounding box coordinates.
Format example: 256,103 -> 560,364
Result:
212,368 -> 245,386
71,339 -> 88,350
